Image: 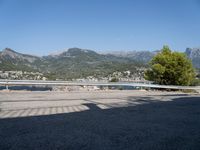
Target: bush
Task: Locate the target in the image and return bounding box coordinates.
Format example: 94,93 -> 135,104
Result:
110,77 -> 119,82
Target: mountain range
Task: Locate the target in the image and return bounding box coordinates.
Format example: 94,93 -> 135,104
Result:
0,47 -> 199,80
0,48 -> 145,80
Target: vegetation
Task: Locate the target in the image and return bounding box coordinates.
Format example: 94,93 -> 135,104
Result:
145,46 -> 196,86
109,77 -> 119,82
0,61 -> 38,72
191,78 -> 200,86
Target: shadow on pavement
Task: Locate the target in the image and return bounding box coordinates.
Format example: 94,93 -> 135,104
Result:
0,96 -> 200,150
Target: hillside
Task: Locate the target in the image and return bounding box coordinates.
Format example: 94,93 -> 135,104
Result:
0,48 -> 146,80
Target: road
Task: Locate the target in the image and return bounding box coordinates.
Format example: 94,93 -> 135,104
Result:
0,91 -> 200,150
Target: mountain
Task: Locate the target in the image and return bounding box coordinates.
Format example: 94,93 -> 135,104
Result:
47,48 -> 105,61
185,48 -> 200,69
0,48 -> 40,71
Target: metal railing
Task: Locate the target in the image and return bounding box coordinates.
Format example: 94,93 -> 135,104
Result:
0,79 -> 200,90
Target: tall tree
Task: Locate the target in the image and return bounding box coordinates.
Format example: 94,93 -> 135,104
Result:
145,46 -> 195,86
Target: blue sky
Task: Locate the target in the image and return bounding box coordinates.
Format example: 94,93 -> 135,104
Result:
0,0 -> 200,56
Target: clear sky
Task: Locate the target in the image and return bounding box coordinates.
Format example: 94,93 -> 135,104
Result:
0,0 -> 200,56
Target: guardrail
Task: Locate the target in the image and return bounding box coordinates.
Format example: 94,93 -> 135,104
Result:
0,79 -> 200,90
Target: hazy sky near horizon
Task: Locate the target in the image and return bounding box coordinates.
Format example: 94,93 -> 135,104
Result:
0,0 -> 200,56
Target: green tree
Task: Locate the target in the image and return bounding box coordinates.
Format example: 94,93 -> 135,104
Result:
145,46 -> 196,86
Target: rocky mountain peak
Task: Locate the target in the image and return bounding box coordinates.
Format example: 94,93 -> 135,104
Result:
1,48 -> 20,58
2,48 -> 15,52
0,48 -> 39,63
185,48 -> 200,68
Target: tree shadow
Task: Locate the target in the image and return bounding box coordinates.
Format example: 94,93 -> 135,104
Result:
0,96 -> 200,150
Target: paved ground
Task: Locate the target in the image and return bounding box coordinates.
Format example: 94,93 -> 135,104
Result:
0,90 -> 182,119
0,90 -> 200,150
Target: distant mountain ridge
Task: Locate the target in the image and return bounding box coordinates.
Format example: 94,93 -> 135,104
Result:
105,50 -> 158,63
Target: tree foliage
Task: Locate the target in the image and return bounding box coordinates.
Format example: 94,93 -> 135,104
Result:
145,46 -> 196,86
